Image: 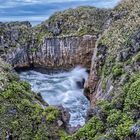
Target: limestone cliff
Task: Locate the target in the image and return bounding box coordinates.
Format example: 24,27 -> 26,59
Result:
5,35 -> 96,70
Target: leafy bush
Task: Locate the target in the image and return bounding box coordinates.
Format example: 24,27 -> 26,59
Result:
67,117 -> 104,140
115,113 -> 134,139
0,81 -> 61,139
45,106 -> 60,122
107,109 -> 121,127
112,64 -> 123,77
124,77 -> 140,112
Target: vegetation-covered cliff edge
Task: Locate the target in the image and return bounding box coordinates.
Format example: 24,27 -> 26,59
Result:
70,0 -> 140,139
0,0 -> 140,139
0,58 -> 70,139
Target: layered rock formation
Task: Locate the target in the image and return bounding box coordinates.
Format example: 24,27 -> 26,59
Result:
5,35 -> 96,70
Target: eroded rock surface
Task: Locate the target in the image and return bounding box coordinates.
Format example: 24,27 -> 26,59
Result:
7,35 -> 96,69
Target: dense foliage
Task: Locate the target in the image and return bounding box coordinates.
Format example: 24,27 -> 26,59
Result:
0,59 -> 64,139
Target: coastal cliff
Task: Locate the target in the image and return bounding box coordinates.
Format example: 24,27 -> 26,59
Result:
0,1 -> 140,140
5,35 -> 96,69
71,0 -> 140,140
0,6 -> 109,139
0,6 -> 109,70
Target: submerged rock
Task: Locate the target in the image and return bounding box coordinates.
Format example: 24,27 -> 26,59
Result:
76,78 -> 85,89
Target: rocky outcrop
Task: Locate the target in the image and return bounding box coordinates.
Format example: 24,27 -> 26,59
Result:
0,21 -> 97,70
0,21 -> 32,65
84,42 -> 107,104
85,0 -> 140,104
4,35 -> 97,70
35,6 -> 110,36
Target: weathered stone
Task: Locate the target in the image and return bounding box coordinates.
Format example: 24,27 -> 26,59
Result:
86,106 -> 106,121
57,120 -> 63,127
67,125 -> 81,134
5,35 -> 97,70
76,78 -> 85,89
57,106 -> 70,125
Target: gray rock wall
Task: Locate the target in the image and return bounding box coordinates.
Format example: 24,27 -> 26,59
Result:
5,35 -> 96,69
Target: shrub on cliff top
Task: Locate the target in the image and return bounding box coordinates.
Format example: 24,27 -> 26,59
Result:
112,64 -> 124,78
34,6 -> 110,39
115,113 -> 134,139
45,106 -> 60,123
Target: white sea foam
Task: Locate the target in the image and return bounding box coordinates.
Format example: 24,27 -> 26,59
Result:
19,66 -> 90,127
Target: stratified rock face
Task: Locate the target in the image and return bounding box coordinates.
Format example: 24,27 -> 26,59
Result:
6,35 -> 97,69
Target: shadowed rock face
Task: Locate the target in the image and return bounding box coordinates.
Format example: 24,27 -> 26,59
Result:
5,35 -> 97,70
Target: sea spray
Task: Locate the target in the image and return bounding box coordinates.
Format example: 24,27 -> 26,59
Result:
19,66 -> 90,127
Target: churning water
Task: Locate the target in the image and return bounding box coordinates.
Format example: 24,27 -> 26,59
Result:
19,66 -> 90,127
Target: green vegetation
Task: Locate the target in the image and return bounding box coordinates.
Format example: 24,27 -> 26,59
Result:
66,117 -> 104,140
112,64 -> 124,77
34,6 -> 110,41
0,80 -> 63,139
0,59 -> 64,139
124,76 -> 140,112
45,106 -> 60,122
63,0 -> 140,139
